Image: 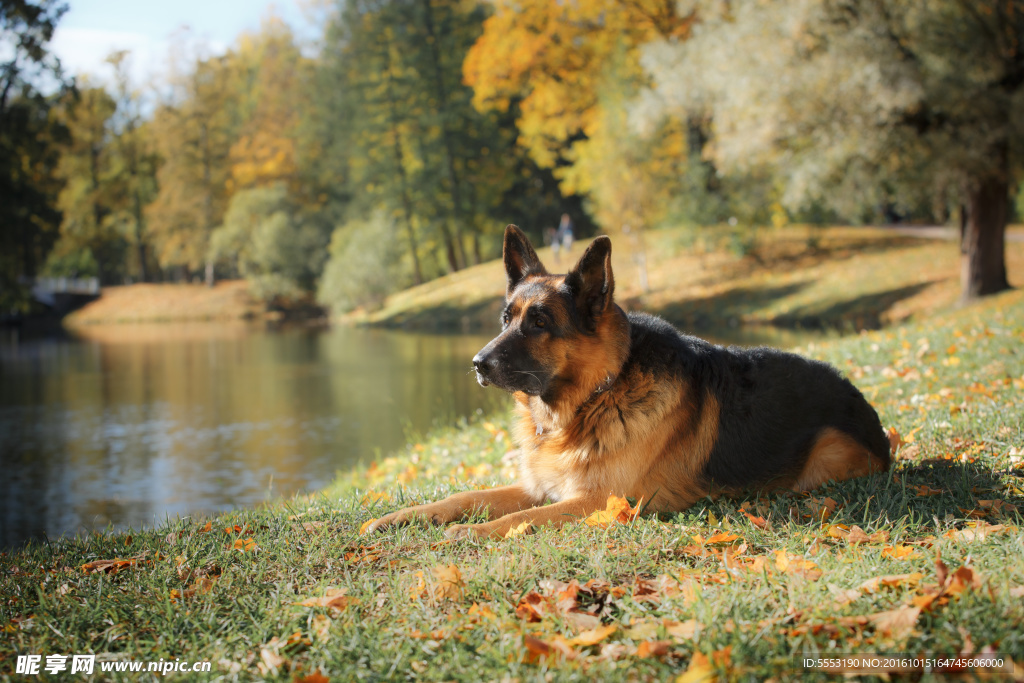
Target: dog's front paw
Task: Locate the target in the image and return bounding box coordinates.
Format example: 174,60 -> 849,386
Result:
362,507 -> 428,534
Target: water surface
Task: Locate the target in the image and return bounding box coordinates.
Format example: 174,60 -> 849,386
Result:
0,323 -> 505,547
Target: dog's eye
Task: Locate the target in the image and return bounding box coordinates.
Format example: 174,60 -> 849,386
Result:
535,318 -> 546,328
501,312 -> 510,326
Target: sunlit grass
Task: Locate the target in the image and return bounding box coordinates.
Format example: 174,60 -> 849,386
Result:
2,287 -> 1022,680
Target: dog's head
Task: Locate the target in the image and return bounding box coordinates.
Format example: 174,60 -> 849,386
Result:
472,224 -> 629,404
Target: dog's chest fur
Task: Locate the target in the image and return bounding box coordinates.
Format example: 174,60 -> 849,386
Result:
512,369 -> 687,504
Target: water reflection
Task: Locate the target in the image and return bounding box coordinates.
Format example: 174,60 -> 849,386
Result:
0,323 -> 506,548
0,319 -> 830,548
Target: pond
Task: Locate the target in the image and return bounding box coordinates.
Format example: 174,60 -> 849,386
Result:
0,319 -> 828,548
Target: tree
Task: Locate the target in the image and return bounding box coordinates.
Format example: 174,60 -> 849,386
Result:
324,0 -> 538,278
640,0 -> 1019,300
208,184 -> 326,300
49,84 -> 127,283
0,0 -> 69,309
146,46 -> 241,284
105,50 -> 158,283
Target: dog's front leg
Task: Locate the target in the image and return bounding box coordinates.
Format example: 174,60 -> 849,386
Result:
363,485 -> 542,534
446,493 -> 609,540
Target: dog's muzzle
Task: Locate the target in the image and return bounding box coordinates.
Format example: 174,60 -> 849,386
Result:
472,351 -> 495,387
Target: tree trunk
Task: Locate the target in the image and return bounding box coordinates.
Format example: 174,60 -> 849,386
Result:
961,172 -> 1010,302
420,0 -> 467,270
380,31 -> 423,285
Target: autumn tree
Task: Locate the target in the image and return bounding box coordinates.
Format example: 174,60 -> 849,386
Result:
105,50 -> 158,282
48,83 -> 128,282
641,0 -> 1020,300
146,43 -> 241,284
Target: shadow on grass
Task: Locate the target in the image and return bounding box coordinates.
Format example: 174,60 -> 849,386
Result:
772,281 -> 938,331
372,297 -> 504,334
642,282 -> 814,331
687,457 -> 1024,534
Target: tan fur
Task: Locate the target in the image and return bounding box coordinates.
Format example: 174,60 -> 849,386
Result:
794,427 -> 887,491
366,230 -> 884,540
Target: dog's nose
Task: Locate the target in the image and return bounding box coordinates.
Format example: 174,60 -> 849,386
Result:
472,352 -> 494,376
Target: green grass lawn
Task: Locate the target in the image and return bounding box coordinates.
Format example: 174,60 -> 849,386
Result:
3,290 -> 1023,681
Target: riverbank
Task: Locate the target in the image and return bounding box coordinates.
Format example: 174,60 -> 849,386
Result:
346,224 -> 1024,335
62,280 -> 326,326
2,288 -> 1022,680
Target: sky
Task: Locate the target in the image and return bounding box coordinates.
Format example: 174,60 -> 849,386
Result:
50,0 -> 317,86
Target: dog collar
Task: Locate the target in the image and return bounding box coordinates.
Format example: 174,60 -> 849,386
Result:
593,373 -> 616,395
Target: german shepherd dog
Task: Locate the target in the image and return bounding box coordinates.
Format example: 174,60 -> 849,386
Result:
366,225 -> 890,539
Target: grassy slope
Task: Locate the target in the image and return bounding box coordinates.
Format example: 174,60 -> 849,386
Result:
3,287 -> 1023,681
65,281 -> 262,325
349,225 -> 1024,338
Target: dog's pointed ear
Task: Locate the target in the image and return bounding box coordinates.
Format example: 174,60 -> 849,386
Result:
503,224 -> 547,297
566,236 -> 614,325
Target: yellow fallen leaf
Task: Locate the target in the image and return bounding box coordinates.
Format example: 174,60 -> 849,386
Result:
358,518 -> 377,535
504,520 -> 533,539
676,651 -> 717,683
567,624 -> 616,647
430,564 -> 465,601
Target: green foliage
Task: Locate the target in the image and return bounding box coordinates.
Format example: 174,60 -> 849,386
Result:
209,185 -> 328,301
40,245 -> 98,278
0,0 -> 70,306
318,212 -> 413,312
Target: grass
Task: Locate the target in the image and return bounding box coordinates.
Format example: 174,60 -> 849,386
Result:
349,225 -> 1024,340
65,281 -> 263,325
2,286 -> 1023,680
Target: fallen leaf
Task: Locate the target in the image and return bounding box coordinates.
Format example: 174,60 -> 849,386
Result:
676,651 -> 717,683
944,522 -> 1010,542
636,640 -> 673,658
358,518 -> 377,536
230,538 -> 257,553
567,624 -> 616,647
80,555 -> 146,575
868,604 -> 921,639
310,614 -> 332,643
704,532 -> 740,545
293,588 -> 360,613
742,512 -> 769,530
887,426 -> 903,454
523,635 -> 575,663
260,648 -> 285,672
624,621 -> 660,640
296,673 -> 330,683
881,545 -> 918,560
430,564 -> 465,601
504,520 -> 533,539
859,573 -> 923,593
584,495 -> 642,528
664,619 -> 698,641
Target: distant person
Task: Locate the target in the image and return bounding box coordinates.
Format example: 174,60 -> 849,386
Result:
557,213 -> 574,254
548,226 -> 561,264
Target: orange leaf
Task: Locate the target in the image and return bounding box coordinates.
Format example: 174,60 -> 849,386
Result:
636,640 -> 672,658
743,512 -> 769,529
80,558 -> 141,575
584,495 -> 641,528
704,532 -> 740,545
231,538 -> 257,553
293,588 -> 360,612
880,545 -> 917,560
358,518 -> 377,536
